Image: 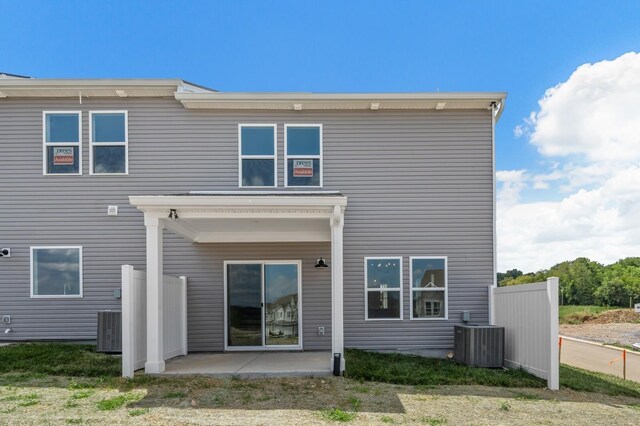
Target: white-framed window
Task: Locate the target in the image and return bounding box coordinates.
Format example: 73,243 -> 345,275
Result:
410,257 -> 448,320
238,124 -> 277,188
30,246 -> 83,298
90,111 -> 128,174
43,111 -> 82,175
364,257 -> 402,320
285,124 -> 322,187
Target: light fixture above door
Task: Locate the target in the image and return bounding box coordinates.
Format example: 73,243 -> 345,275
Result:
315,257 -> 328,268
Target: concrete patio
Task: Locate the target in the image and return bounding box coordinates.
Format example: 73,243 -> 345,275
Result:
160,351 -> 332,378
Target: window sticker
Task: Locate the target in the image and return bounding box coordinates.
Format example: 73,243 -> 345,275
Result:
53,147 -> 74,165
293,159 -> 313,177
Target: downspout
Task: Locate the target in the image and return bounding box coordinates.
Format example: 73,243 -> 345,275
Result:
489,101 -> 498,325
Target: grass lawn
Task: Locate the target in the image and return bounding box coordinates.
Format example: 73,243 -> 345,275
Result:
346,349 -> 640,398
0,343 -> 120,377
345,349 -> 545,388
559,305 -> 619,324
1,343 -> 639,424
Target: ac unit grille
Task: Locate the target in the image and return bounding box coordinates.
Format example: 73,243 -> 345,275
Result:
454,325 -> 504,368
97,311 -> 122,353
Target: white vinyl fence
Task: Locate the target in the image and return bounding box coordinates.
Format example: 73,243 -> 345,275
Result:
491,277 -> 559,390
121,265 -> 187,378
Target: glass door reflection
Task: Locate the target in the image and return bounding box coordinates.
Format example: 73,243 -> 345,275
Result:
227,263 -> 262,347
264,264 -> 299,346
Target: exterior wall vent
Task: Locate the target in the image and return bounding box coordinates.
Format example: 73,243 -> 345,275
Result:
453,324 -> 504,368
97,311 -> 122,353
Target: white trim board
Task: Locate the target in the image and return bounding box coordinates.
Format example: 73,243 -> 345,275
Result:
189,190 -> 341,195
130,194 -> 347,210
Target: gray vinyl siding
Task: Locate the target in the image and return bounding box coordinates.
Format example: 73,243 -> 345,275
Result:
0,97 -> 493,352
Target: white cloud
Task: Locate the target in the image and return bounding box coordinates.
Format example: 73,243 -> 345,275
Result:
496,169 -> 527,205
527,52 -> 640,162
499,52 -> 640,272
531,169 -> 563,190
513,125 -> 525,138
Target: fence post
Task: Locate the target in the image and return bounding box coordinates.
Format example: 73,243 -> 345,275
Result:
547,277 -> 560,390
121,265 -> 134,378
558,336 -> 562,364
623,350 -> 626,380
180,276 -> 188,356
489,286 -> 496,325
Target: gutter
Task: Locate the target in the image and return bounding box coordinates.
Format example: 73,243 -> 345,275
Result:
489,101 -> 498,325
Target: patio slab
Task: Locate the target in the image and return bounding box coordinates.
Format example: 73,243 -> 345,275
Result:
161,351 -> 332,378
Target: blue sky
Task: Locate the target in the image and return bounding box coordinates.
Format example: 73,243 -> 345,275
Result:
2,1 -> 640,270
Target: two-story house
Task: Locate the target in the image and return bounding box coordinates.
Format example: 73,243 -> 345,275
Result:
0,74 -> 505,375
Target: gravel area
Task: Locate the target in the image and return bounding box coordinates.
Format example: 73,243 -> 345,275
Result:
561,323 -> 640,346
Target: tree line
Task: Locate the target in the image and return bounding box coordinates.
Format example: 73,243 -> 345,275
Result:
498,257 -> 640,307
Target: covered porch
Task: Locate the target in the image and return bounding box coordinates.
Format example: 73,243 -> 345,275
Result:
126,192 -> 347,377
162,351 -> 332,377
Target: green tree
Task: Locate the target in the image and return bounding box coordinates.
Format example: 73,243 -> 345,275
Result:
595,257 -> 640,307
499,257 -> 640,307
497,269 -> 523,284
499,271 -> 547,287
548,258 -> 603,305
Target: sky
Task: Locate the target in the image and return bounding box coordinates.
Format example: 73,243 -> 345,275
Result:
2,1 -> 640,272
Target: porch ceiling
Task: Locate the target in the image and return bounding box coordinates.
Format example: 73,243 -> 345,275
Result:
129,192 -> 347,243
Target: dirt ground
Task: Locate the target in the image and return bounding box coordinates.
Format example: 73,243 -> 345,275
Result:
1,375 -> 639,425
560,323 -> 640,346
588,310 -> 640,324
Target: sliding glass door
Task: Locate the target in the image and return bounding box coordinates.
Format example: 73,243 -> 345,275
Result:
264,264 -> 299,346
226,263 -> 263,347
226,261 -> 301,350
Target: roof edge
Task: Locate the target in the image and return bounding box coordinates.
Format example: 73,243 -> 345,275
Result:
0,78 -> 216,98
175,91 -> 507,120
175,91 -> 507,101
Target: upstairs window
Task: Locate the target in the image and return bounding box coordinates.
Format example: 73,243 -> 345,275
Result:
410,257 -> 448,319
239,124 -> 277,187
285,125 -> 322,187
90,111 -> 128,174
43,112 -> 81,175
365,257 -> 402,320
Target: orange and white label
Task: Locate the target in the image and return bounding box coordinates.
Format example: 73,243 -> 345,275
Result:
53,147 -> 74,165
293,159 -> 313,177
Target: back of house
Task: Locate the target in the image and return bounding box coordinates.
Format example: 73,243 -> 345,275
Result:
0,74 -> 504,373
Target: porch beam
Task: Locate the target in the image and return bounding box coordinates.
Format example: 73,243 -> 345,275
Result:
192,230 -> 331,243
144,213 -> 165,374
330,205 -> 345,373
140,209 -> 334,220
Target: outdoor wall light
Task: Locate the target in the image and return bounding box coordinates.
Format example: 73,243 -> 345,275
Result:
315,257 -> 328,268
168,209 -> 179,220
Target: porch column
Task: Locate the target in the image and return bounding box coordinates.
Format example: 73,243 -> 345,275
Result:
144,213 -> 165,373
330,205 -> 345,373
